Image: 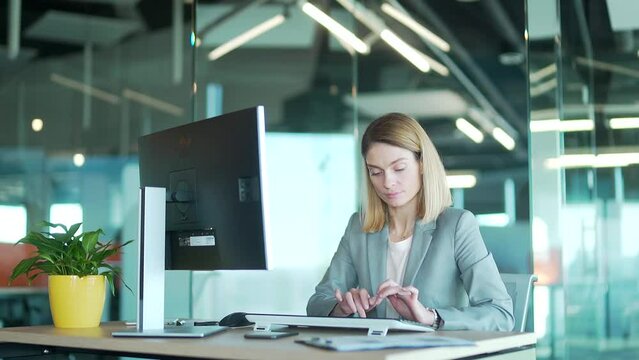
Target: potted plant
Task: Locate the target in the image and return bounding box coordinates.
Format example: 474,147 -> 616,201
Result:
9,221 -> 132,328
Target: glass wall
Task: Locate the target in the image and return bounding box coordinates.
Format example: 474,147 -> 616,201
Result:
528,0 -> 639,358
1,0 -> 531,330
0,0 -> 197,324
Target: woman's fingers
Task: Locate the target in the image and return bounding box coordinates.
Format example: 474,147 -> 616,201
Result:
358,288 -> 370,311
334,288 -> 379,317
374,284 -> 416,306
376,279 -> 399,293
343,290 -> 358,315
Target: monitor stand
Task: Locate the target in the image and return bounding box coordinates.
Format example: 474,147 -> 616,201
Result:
112,187 -> 225,338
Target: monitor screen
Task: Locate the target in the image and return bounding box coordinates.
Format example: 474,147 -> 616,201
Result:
138,106 -> 270,271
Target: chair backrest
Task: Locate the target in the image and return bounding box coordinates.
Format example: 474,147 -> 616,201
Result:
500,273 -> 538,332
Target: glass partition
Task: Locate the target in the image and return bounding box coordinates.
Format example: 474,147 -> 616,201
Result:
0,0 -> 531,328
0,0 -> 197,324
528,0 -> 639,357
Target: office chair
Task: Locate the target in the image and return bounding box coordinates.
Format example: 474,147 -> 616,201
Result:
500,273 -> 538,332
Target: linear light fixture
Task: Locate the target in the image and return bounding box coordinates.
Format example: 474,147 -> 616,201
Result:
380,3 -> 450,52
610,117 -> 639,129
530,119 -> 594,133
545,153 -> 639,169
380,29 -> 430,72
334,0 -> 448,75
446,174 -> 477,189
492,127 -> 515,151
301,2 -> 369,54
122,89 -> 184,117
380,29 -> 449,75
455,118 -> 484,143
208,14 -> 286,61
530,78 -> 557,97
50,73 -> 120,104
529,63 -> 557,83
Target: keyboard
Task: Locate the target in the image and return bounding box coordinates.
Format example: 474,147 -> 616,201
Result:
244,313 -> 434,336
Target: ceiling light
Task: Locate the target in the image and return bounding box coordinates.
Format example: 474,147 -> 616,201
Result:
545,153 -> 639,169
380,29 -> 430,72
446,174 -> 477,189
498,52 -> 524,66
301,2 -> 369,54
380,3 -> 450,52
122,89 -> 184,117
610,117 -> 639,129
492,127 -> 515,151
530,119 -> 594,132
31,118 -> 44,132
476,213 -> 510,227
334,0 -> 448,75
50,73 -> 120,104
529,63 -> 557,83
378,28 -> 449,75
455,118 -> 484,143
73,153 -> 86,168
530,78 -> 557,97
208,14 -> 286,61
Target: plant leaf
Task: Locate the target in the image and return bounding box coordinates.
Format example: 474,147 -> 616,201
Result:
9,257 -> 39,284
67,223 -> 82,237
81,230 -> 101,256
40,220 -> 68,233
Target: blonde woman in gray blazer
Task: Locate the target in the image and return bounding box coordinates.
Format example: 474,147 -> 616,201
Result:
307,113 -> 514,331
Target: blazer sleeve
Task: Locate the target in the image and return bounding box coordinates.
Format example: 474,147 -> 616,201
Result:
306,214 -> 359,316
436,211 -> 515,331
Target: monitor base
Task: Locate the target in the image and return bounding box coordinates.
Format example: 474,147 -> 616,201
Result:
112,325 -> 227,338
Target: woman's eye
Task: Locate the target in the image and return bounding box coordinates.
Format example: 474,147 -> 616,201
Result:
395,167 -> 406,172
369,170 -> 381,176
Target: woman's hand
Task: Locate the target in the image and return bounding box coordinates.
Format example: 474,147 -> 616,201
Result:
331,288 -> 375,318
373,279 -> 435,325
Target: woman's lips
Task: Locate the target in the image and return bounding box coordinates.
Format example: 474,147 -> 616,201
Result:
385,191 -> 402,199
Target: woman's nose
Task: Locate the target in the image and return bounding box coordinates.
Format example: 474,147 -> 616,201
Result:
383,174 -> 395,189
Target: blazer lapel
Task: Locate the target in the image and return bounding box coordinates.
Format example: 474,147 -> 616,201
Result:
367,225 -> 388,315
403,220 -> 437,286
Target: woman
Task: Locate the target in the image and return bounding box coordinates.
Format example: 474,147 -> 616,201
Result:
306,113 -> 514,331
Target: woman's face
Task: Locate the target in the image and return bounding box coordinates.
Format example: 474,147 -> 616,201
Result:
365,142 -> 422,211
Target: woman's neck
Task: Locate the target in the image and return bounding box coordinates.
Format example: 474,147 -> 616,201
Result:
387,202 -> 418,242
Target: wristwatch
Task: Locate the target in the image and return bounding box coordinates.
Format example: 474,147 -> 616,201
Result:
427,307 -> 443,330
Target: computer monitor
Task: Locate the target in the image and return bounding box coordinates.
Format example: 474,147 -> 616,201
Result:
138,106 -> 270,271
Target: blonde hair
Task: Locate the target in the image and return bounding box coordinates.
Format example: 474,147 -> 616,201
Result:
360,113 -> 451,233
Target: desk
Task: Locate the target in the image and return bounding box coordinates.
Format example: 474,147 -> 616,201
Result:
0,322 -> 536,360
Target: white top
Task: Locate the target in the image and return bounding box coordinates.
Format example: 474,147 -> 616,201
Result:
385,236 -> 412,318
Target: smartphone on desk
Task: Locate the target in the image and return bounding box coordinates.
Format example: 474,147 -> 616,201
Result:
244,331 -> 298,339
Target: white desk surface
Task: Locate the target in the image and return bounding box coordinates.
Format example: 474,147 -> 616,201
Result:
0,322 -> 536,360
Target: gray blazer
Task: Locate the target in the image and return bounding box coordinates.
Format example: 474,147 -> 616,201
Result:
306,207 -> 514,331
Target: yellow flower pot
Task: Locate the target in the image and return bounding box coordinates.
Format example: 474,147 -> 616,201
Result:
48,275 -> 106,328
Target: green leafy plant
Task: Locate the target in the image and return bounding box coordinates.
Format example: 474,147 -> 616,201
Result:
9,221 -> 133,295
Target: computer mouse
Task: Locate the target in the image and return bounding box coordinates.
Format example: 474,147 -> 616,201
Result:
219,312 -> 254,327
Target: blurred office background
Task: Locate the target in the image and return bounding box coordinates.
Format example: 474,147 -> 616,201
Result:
0,0 -> 637,358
